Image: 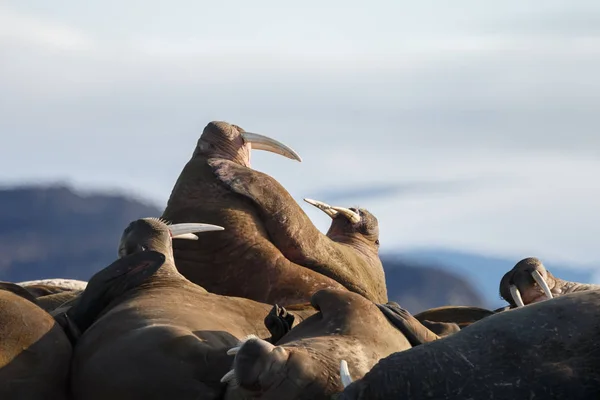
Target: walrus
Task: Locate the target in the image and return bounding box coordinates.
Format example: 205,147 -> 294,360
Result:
209,158 -> 387,303
161,121 -> 346,305
220,289 -> 440,400
18,278 -> 88,294
336,289 -> 600,399
0,282 -> 72,400
413,305 -> 497,336
500,257 -> 600,307
70,218 -> 316,400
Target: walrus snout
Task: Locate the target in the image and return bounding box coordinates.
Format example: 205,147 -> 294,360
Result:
499,257 -> 554,308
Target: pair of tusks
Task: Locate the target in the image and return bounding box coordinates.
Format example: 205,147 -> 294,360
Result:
169,223 -> 224,240
241,132 -> 302,162
509,270 -> 554,308
304,198 -> 361,224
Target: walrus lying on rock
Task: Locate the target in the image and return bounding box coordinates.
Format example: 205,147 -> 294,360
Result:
221,289 -> 440,400
209,158 -> 387,303
0,282 -> 72,400
69,218 -> 316,400
162,121 -> 346,305
337,290 -> 600,399
500,257 -> 600,307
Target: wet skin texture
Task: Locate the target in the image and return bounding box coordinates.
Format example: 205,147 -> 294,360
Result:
223,289 -> 440,400
161,121 -> 345,306
336,290 -> 600,400
0,282 -> 72,400
500,257 -> 600,306
209,158 -> 387,304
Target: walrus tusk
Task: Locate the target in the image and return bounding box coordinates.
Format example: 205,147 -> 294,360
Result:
531,270 -> 554,300
169,223 -> 225,240
227,346 -> 241,356
241,132 -> 303,162
220,369 -> 236,383
330,206 -> 361,224
303,198 -> 339,218
509,285 -> 525,307
340,360 -> 353,388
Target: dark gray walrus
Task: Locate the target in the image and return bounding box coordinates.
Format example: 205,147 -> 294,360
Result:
0,282 -> 72,400
336,289 -> 600,399
209,158 -> 387,303
70,218 -> 316,400
500,256 -> 600,307
161,121 -> 346,306
220,289 -> 440,400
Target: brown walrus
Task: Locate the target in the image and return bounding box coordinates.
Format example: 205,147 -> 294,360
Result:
221,289 -> 440,400
413,305 -> 497,336
499,257 -> 600,307
0,282 -> 72,400
336,289 -> 600,399
161,121 -> 346,305
70,218 -> 316,400
209,158 -> 387,303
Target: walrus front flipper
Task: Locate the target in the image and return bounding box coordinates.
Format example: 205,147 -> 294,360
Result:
376,302 -> 440,346
65,251 -> 166,336
0,281 -> 40,305
264,304 -> 295,344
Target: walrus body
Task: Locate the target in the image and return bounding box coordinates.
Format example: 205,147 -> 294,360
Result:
0,282 -> 72,400
162,121 -> 345,305
70,218 -> 314,400
337,290 -> 600,399
222,289 -> 439,400
210,159 -> 387,303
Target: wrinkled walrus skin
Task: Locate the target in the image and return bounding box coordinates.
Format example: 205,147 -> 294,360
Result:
209,158 -> 387,304
70,218 -> 315,400
161,121 -> 346,306
222,289 -> 439,400
500,256 -> 600,307
0,282 -> 72,400
336,290 -> 600,400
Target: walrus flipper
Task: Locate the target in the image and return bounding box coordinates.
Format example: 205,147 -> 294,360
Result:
376,302 -> 440,346
264,304 -> 295,343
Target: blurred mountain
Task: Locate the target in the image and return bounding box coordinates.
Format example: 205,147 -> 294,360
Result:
6,183 -> 592,313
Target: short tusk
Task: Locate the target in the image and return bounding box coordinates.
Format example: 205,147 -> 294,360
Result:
510,285 -> 525,307
241,132 -> 302,162
340,360 -> 353,388
531,270 -> 553,300
220,369 -> 236,383
227,346 -> 241,356
169,223 -> 224,240
330,206 -> 361,224
304,198 -> 338,218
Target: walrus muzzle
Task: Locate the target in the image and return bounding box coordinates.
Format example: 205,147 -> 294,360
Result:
241,132 -> 303,162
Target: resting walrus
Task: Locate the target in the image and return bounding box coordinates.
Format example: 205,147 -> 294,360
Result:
209,158 -> 387,303
499,257 -> 600,307
0,282 -> 72,400
336,290 -> 600,399
70,218 -> 315,400
161,121 -> 346,305
221,289 -> 440,400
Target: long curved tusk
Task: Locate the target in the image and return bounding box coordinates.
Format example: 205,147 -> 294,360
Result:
227,346 -> 241,356
170,223 -> 225,240
330,206 -> 361,224
241,132 -> 302,162
531,270 -> 553,300
220,369 -> 236,383
340,360 -> 353,388
304,198 -> 338,218
509,285 -> 525,307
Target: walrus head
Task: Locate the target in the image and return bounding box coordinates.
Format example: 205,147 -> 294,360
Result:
499,257 -> 555,307
117,217 -> 224,262
193,121 -> 302,168
304,198 -> 380,254
221,289 -> 413,400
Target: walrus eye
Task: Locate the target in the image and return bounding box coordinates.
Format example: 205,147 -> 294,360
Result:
375,240 -> 380,246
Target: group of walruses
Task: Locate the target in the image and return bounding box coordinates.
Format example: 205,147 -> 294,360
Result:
1,121 -> 600,399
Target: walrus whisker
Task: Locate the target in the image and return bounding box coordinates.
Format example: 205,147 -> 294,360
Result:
330,206 -> 361,224
241,132 -> 302,162
510,285 -> 525,307
340,360 -> 353,388
531,270 -> 554,300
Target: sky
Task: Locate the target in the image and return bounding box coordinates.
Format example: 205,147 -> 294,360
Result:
2,1 -> 600,281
